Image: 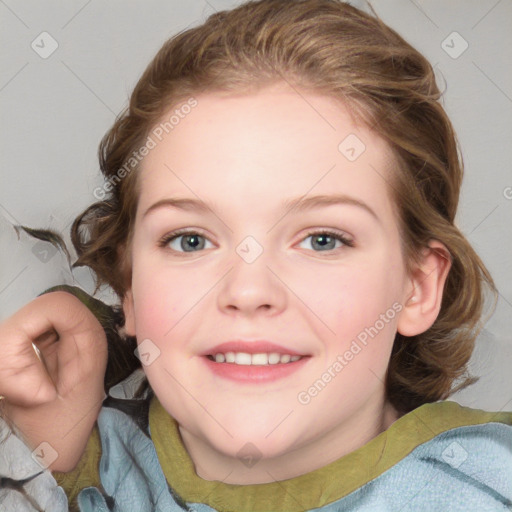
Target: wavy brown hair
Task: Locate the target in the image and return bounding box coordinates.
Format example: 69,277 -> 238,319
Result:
71,0 -> 496,415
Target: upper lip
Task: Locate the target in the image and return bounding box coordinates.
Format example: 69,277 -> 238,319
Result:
202,340 -> 307,357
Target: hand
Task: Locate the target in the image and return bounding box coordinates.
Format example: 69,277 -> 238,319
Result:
0,291 -> 108,471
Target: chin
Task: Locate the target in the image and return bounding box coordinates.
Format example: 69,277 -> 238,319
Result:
217,432 -> 294,463
209,412 -> 302,459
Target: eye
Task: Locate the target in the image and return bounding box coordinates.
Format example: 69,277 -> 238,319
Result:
158,229 -> 214,253
158,228 -> 354,255
298,230 -> 354,252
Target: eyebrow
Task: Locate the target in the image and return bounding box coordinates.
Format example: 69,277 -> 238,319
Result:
143,194 -> 378,221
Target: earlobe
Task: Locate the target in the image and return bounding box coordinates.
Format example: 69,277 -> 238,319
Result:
397,241 -> 451,337
123,289 -> 136,336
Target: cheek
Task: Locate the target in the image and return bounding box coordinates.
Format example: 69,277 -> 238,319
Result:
131,258 -> 220,348
294,254 -> 404,381
305,267 -> 402,406
131,263 -> 186,339
301,260 -> 402,332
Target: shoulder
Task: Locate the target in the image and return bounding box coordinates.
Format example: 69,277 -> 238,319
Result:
419,398 -> 511,448
410,399 -> 512,429
52,425 -> 102,509
77,392 -> 179,511
324,401 -> 512,511
407,400 -> 512,478
387,399 -> 512,449
53,370 -> 155,509
374,401 -> 512,510
54,373 -> 183,511
413,401 -> 512,469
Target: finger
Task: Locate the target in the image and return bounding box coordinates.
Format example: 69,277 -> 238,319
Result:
30,292 -> 108,397
0,291 -> 107,403
0,324 -> 58,405
12,292 -> 106,374
31,329 -> 60,385
0,295 -> 80,404
45,294 -> 108,391
32,339 -> 59,394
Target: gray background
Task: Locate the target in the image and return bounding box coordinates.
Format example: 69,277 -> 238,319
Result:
0,0 -> 511,411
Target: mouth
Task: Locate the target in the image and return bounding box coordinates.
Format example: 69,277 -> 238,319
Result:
201,341 -> 311,382
201,351 -> 312,386
206,352 -> 304,365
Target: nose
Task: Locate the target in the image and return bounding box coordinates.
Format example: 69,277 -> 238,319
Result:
216,247 -> 287,317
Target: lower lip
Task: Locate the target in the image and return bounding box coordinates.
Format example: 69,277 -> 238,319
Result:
201,356 -> 310,383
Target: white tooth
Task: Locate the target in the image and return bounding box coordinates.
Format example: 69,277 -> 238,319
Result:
235,352 -> 252,365
215,351 -> 301,365
268,353 -> 281,364
252,353 -> 269,365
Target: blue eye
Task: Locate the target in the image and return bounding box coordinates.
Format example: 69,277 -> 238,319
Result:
158,229 -> 353,255
299,230 -> 354,252
159,230 -> 213,253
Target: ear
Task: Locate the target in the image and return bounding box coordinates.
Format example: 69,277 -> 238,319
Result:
118,242 -> 135,336
123,289 -> 136,336
397,240 -> 451,337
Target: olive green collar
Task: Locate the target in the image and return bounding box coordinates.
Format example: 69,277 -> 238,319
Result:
149,396 -> 511,512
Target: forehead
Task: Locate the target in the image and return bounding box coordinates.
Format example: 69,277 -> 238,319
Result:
136,84 -> 397,221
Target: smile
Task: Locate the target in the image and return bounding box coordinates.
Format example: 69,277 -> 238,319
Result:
202,353 -> 310,383
207,352 -> 303,365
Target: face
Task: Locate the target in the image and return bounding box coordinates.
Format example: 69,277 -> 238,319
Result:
124,82 -> 413,482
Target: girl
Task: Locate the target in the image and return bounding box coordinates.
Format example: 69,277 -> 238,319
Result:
1,0 -> 511,510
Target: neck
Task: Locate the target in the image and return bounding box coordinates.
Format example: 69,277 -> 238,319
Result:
179,395 -> 401,485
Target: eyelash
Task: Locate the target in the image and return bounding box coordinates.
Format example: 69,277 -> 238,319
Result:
157,228 -> 354,255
